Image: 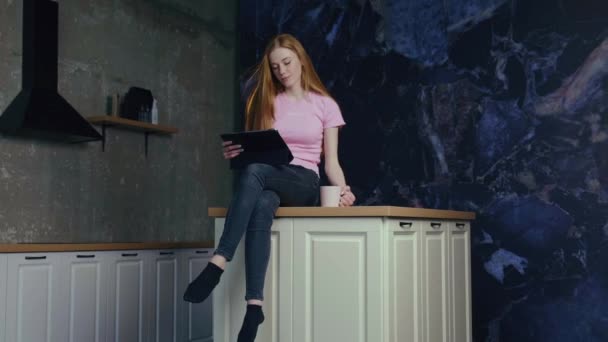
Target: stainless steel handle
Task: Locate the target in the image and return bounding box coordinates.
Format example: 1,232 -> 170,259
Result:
430,222 -> 442,229
25,256 -> 46,260
399,222 -> 412,228
121,253 -> 138,257
195,250 -> 209,254
77,254 -> 95,259
456,223 -> 466,229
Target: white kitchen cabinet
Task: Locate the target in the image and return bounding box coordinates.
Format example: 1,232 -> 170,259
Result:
210,206 -> 474,342
292,218 -> 383,342
4,252 -> 68,342
449,222 -> 472,342
150,249 -> 179,342
213,217 -> 293,342
259,219 -> 293,342
387,218 -> 472,342
0,245 -> 213,342
420,221 -> 450,342
180,248 -> 214,342
105,250 -> 150,342
0,254 -> 7,342
65,251 -> 109,342
386,219 -> 422,342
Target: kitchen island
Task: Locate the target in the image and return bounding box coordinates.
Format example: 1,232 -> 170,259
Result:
209,206 -> 475,342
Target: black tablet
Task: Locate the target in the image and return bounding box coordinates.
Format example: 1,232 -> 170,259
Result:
220,129 -> 294,169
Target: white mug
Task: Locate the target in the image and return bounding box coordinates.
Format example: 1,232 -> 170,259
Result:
320,185 -> 341,207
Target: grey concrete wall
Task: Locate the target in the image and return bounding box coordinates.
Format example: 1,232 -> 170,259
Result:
0,0 -> 237,242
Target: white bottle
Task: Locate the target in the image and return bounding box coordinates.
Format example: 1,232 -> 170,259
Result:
151,98 -> 158,124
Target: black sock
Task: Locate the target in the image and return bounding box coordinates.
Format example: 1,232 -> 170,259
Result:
183,262 -> 224,303
237,304 -> 265,342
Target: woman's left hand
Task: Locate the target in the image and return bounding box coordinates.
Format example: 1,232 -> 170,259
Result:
339,186 -> 356,207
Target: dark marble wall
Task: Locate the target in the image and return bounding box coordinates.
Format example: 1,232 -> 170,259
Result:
239,0 -> 608,341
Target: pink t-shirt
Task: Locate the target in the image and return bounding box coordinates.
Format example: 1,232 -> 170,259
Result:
273,91 -> 345,175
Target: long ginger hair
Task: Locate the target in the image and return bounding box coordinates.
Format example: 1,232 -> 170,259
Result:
245,34 -> 331,131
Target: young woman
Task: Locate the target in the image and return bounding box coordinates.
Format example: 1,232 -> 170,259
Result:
183,33 -> 356,342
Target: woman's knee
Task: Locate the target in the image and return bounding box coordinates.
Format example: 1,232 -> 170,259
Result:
257,191 -> 280,210
243,163 -> 272,177
239,163 -> 272,186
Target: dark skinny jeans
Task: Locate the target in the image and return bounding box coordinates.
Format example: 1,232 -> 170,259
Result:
214,163 -> 319,301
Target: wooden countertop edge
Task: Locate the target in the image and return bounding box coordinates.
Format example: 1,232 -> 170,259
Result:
0,241 -> 214,253
208,206 -> 475,220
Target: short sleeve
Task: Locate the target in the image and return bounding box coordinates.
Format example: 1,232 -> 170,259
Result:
322,97 -> 346,129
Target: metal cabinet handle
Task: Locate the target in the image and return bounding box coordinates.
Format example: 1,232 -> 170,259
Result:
399,222 -> 412,228
77,254 -> 95,259
121,253 -> 138,257
456,223 -> 466,228
430,222 -> 442,229
159,251 -> 174,256
25,256 -> 46,260
195,250 -> 209,254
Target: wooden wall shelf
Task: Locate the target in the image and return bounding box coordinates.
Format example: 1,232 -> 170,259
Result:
88,115 -> 178,134
87,115 -> 178,156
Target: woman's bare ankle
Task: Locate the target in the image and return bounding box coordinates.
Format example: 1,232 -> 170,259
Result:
210,255 -> 227,270
247,299 -> 263,306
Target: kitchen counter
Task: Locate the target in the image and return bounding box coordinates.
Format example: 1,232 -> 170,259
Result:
0,241 -> 214,253
208,205 -> 475,219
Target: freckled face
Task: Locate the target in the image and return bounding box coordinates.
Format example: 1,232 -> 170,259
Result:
269,47 -> 302,91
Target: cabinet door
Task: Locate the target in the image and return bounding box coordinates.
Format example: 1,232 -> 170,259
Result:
105,250 -> 149,342
293,218 -> 382,342
213,217 -> 292,342
150,250 -> 179,342
5,253 -> 68,342
387,219 -> 422,342
449,222 -> 472,342
0,254 -> 7,342
180,248 -> 214,342
256,218 -> 293,342
421,221 -> 449,342
65,252 -> 108,342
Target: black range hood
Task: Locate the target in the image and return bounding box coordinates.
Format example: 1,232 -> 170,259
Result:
0,0 -> 102,143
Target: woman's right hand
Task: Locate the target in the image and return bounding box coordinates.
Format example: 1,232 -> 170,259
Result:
222,141 -> 243,159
